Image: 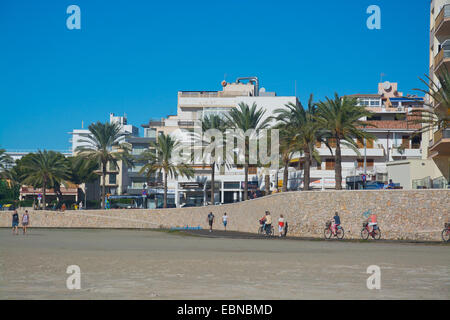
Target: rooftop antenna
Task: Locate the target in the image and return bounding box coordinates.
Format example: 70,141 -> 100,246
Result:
81,120 -> 84,129
380,73 -> 386,83
295,80 -> 297,97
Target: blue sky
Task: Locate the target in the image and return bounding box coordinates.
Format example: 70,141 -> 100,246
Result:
0,0 -> 429,151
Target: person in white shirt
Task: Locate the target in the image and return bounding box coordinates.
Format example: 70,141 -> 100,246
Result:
222,213 -> 228,231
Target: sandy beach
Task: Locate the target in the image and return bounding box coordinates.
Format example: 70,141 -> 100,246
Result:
0,228 -> 448,299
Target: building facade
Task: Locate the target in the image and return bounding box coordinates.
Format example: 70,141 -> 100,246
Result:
428,0 -> 450,186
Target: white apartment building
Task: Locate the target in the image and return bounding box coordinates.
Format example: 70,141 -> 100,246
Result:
69,113 -> 139,155
69,113 -> 140,197
427,0 -> 450,187
141,77 -> 298,206
141,78 -> 427,206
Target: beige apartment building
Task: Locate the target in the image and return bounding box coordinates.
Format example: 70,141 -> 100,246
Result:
428,0 -> 450,186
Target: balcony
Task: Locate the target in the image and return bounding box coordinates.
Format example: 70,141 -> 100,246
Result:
431,27 -> 435,49
429,128 -> 450,157
435,4 -> 450,38
179,91 -> 219,98
391,147 -> 422,159
315,147 -> 385,157
178,120 -> 196,127
434,46 -> 450,74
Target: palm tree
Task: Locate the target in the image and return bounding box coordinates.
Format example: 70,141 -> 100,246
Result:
0,149 -> 13,177
68,156 -> 99,207
225,102 -> 270,200
20,150 -> 70,209
277,126 -> 300,192
75,121 -> 133,209
273,95 -> 326,191
139,133 -> 194,208
316,94 -> 375,190
409,70 -> 450,133
197,114 -> 229,205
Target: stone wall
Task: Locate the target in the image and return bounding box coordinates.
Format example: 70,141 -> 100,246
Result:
1,190 -> 449,241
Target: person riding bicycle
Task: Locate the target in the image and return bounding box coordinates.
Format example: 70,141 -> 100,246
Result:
367,212 -> 378,233
332,211 -> 341,235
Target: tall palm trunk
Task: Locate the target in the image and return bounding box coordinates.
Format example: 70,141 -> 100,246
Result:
335,137 -> 342,190
210,162 -> 215,204
163,171 -> 168,208
282,159 -> 289,192
303,148 -> 311,191
42,177 -> 47,210
101,160 -> 106,209
243,143 -> 249,201
265,173 -> 271,196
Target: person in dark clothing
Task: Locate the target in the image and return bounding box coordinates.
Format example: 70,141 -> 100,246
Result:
12,210 -> 19,235
207,212 -> 215,232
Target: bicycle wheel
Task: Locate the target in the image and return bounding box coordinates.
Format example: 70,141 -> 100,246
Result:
336,227 -> 345,240
324,228 -> 332,239
373,228 -> 381,240
442,229 -> 450,242
258,227 -> 263,235
361,229 -> 369,240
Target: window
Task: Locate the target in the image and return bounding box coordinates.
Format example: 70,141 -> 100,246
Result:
132,145 -> 147,155
325,159 -> 335,170
357,138 -> 374,149
224,182 -> 240,189
411,135 -> 421,149
357,159 -> 374,169
108,161 -> 116,171
401,136 -> 410,148
327,138 -> 336,148
109,174 -> 117,185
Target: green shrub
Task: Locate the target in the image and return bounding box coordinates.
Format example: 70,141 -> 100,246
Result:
19,200 -> 34,207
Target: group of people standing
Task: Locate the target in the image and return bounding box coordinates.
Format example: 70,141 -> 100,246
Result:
206,210 -> 288,237
260,211 -> 288,237
11,210 -> 30,235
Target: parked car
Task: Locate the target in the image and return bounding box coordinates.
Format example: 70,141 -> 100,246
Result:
1,204 -> 15,211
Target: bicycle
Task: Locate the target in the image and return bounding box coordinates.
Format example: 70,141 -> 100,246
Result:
361,222 -> 381,240
442,223 -> 450,242
324,221 -> 344,240
257,222 -> 274,236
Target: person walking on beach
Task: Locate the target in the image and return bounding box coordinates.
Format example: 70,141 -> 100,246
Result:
22,210 -> 30,234
207,212 -> 215,232
222,213 -> 228,231
22,210 -> 30,235
12,210 -> 19,235
278,214 -> 285,237
264,211 -> 272,235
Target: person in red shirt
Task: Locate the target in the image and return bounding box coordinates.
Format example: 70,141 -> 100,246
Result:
278,214 -> 285,237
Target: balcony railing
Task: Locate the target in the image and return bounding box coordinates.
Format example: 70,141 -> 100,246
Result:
436,4 -> 450,28
432,127 -> 450,146
178,120 -> 196,127
431,27 -> 435,48
180,91 -> 219,98
434,47 -> 450,69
